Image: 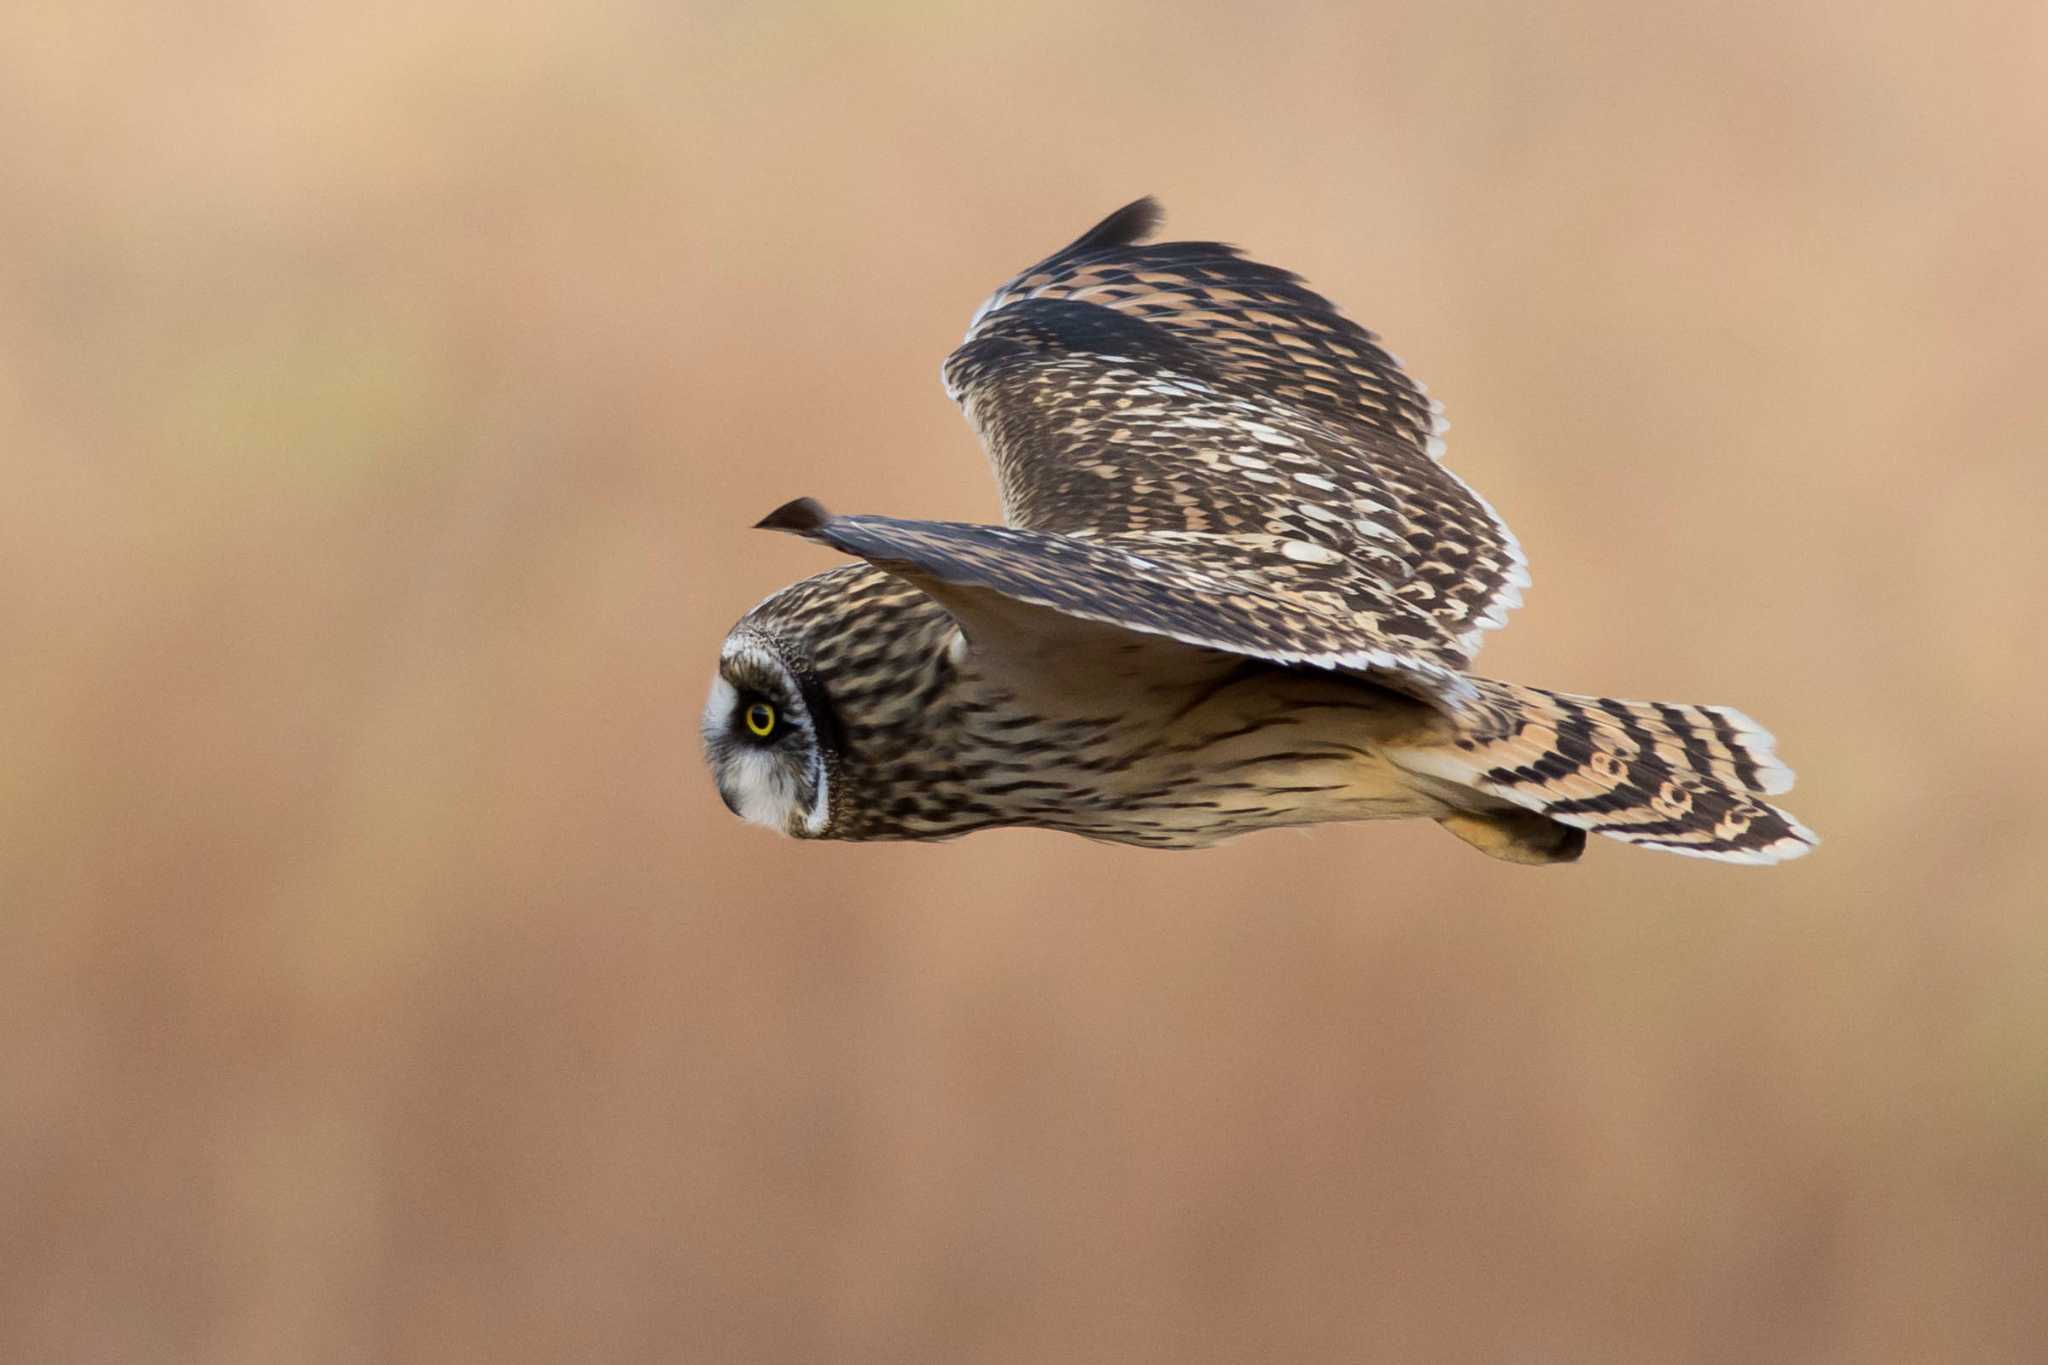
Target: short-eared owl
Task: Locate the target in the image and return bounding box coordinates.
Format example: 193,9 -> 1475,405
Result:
704,199 -> 1814,864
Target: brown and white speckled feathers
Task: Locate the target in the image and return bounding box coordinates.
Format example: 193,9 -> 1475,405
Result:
724,560 -> 1454,849
942,197 -> 1527,659
705,199 -> 1816,865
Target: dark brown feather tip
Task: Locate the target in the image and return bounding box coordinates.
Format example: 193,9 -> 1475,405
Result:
754,497 -> 831,532
1066,196 -> 1163,254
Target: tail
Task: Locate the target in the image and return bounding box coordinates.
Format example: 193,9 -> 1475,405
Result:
1392,679 -> 1818,865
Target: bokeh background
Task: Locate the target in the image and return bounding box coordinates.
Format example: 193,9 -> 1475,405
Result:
6,2 -> 2046,1360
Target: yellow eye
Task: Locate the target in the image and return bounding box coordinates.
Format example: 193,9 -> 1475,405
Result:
743,701 -> 777,738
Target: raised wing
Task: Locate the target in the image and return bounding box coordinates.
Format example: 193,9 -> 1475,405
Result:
942,197 -> 1528,662
755,498 -> 1481,715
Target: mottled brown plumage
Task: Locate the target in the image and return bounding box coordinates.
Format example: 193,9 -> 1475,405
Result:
703,200 -> 1815,864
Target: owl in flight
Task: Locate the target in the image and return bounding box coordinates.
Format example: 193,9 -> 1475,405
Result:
704,199 -> 1815,864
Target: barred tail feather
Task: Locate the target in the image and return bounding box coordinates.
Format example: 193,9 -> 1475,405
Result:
1396,680 -> 1818,865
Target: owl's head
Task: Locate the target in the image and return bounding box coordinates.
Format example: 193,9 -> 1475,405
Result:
704,564 -> 967,840
701,623 -> 845,838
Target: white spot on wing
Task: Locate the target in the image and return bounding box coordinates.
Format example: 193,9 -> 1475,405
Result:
1281,540 -> 1340,564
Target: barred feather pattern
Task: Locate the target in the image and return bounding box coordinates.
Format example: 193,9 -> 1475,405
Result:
1393,680 -> 1817,864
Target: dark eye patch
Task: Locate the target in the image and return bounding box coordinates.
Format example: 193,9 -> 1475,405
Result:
790,667 -> 845,757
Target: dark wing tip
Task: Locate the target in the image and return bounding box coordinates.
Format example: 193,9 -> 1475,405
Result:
1065,196 -> 1163,255
754,497 -> 832,532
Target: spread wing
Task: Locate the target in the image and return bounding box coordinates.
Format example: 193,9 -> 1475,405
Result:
754,499 -> 1482,715
941,197 -> 1529,662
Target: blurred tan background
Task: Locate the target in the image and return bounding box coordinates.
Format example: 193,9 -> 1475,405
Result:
4,2 -> 2046,1360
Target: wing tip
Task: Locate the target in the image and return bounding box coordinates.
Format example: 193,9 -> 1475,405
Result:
754,497 -> 832,533
1629,819 -> 1820,865
1066,196 -> 1163,254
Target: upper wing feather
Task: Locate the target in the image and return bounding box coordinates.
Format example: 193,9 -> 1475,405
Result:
942,197 -> 1529,662
754,498 -> 1482,715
